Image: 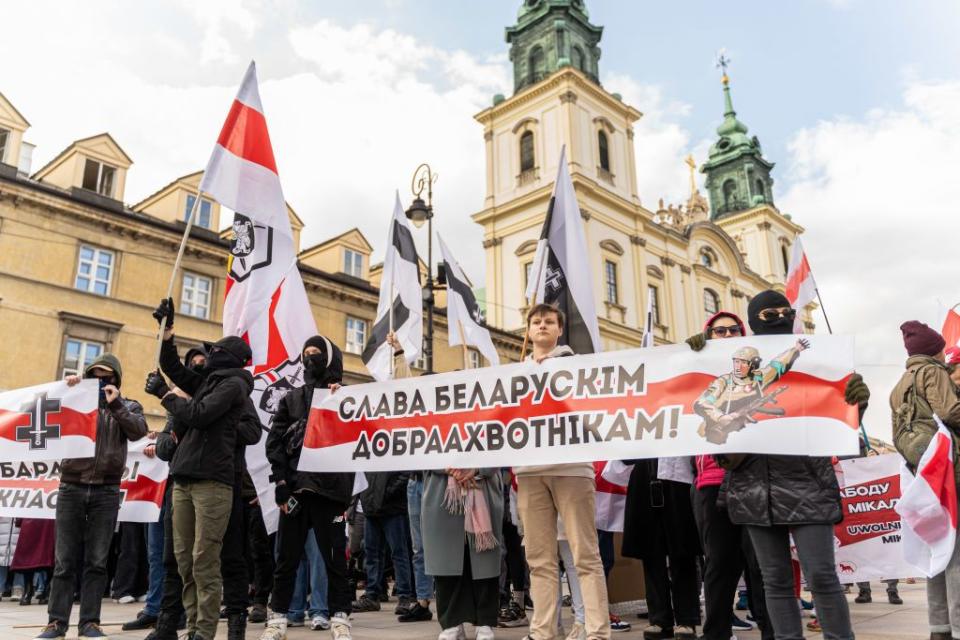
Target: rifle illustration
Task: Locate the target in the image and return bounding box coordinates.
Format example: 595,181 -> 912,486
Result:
704,385 -> 789,445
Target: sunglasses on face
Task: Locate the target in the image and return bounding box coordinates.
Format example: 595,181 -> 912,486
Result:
758,307 -> 796,322
709,325 -> 742,337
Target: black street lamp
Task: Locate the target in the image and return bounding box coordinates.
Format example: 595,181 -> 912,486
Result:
405,163 -> 440,373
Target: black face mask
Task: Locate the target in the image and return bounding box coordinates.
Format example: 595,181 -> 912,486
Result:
304,353 -> 329,385
190,362 -> 206,374
205,350 -> 242,371
747,290 -> 794,336
96,377 -> 116,403
751,313 -> 794,336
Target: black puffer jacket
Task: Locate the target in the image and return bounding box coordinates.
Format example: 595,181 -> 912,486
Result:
723,455 -> 842,526
265,338 -> 354,507
360,471 -> 410,517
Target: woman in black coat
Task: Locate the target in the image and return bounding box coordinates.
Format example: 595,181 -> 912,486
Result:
622,459 -> 701,640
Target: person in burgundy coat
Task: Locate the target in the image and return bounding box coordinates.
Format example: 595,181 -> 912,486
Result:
12,518 -> 56,605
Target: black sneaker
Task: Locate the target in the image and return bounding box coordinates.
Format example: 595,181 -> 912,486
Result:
122,610 -> 159,630
394,596 -> 413,615
33,622 -> 67,640
497,601 -> 527,628
249,602 -> 268,623
352,594 -> 381,612
399,602 -> 433,622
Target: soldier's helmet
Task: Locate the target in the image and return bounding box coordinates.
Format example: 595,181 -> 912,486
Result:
731,346 -> 761,374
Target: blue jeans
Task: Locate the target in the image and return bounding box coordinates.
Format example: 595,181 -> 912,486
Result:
407,478 -> 433,601
144,515 -> 165,617
363,514 -> 413,599
287,533 -> 328,622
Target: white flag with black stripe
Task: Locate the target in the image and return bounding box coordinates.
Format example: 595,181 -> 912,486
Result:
438,233 -> 500,366
362,193 -> 423,380
524,146 -> 601,354
641,290 -> 655,348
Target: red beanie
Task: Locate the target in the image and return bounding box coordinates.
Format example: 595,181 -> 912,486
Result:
900,321 -> 946,357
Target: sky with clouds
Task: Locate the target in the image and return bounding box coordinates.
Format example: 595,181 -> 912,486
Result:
2,0 -> 959,440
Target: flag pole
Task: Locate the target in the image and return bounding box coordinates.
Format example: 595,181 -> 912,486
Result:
153,190 -> 203,367
457,320 -> 469,369
520,247 -> 549,361
815,288 -> 834,335
389,278 -> 395,378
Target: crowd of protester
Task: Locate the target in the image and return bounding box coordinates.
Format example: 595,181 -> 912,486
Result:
15,291 -> 959,640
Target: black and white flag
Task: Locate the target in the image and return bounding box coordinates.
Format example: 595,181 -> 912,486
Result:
437,234 -> 500,366
362,193 -> 423,380
524,146 -> 601,354
641,290 -> 655,348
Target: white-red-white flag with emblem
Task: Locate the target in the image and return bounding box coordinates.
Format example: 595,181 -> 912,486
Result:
0,380 -> 98,463
200,61 -> 316,533
784,236 -> 817,334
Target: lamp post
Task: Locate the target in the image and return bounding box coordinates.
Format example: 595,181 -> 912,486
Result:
405,163 -> 439,373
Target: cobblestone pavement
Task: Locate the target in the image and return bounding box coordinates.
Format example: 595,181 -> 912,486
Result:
0,581 -> 933,639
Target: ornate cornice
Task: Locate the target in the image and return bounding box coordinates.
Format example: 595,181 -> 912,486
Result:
559,90 -> 578,104
482,237 -> 502,248
660,256 -> 676,268
629,234 -> 646,246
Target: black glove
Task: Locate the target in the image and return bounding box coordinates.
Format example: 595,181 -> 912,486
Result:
274,482 -> 291,506
152,297 -> 175,329
145,371 -> 170,399
844,372 -> 870,407
685,332 -> 708,352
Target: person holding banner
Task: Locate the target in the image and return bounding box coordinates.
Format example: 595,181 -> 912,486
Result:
36,354 -> 147,640
718,290 -> 863,640
262,335 -> 355,640
514,303 -> 610,640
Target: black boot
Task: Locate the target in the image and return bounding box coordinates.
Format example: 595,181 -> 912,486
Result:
18,582 -> 34,606
227,612 -> 247,640
144,612 -> 180,640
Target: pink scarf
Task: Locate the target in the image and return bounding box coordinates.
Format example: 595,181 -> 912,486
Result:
443,475 -> 498,552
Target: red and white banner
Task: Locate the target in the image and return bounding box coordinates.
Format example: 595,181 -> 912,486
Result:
833,454 -> 915,583
784,236 -> 817,334
299,335 -> 859,473
896,420 -> 958,577
0,437 -> 168,522
939,304 -> 960,349
0,380 -> 98,463
200,61 -> 317,534
594,461 -> 626,532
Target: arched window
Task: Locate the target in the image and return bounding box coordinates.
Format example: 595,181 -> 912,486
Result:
528,46 -> 545,85
756,178 -> 766,200
520,131 -> 535,173
598,130 -> 610,172
722,179 -> 737,209
781,243 -> 791,277
571,46 -> 585,72
704,288 -> 720,315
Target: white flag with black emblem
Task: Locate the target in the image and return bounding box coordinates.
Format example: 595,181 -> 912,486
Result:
362,193 -> 423,380
524,146 -> 601,354
438,233 -> 499,366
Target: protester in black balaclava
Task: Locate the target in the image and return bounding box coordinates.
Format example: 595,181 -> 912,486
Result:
722,289 -> 861,640
262,335 -> 355,640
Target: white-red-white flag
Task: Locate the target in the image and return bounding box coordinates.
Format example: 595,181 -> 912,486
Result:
939,303 -> 960,349
119,438 -> 169,523
784,236 -> 817,334
895,418 -> 958,577
594,461 -> 627,532
200,61 -> 317,533
0,380 -> 98,462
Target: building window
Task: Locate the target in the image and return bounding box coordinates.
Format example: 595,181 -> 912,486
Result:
722,179 -> 737,210
81,158 -> 116,197
700,247 -> 717,269
185,194 -> 213,229
704,288 -> 720,315
75,245 -> 114,295
181,272 -> 212,320
520,131 -> 535,173
0,129 -> 8,164
61,338 -> 104,378
468,350 -> 481,369
756,178 -> 766,200
647,285 -> 661,325
528,46 -> 545,85
781,243 -> 790,277
343,249 -> 363,278
598,131 -> 610,172
604,260 -> 618,304
523,262 -> 533,291
345,317 -> 367,355
571,46 -> 585,72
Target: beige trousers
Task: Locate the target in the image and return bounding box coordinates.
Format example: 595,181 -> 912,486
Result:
517,475 -> 610,640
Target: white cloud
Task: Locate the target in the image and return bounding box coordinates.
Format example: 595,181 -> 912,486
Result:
780,79 -> 960,442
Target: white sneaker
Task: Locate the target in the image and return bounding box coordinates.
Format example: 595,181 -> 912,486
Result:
118,595 -> 136,604
331,612 -> 352,640
476,625 -> 495,640
260,614 -> 288,640
312,614 -> 331,630
438,624 -> 466,640
136,595 -> 147,603
565,622 -> 586,640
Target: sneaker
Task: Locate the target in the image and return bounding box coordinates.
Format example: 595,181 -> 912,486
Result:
854,590 -> 872,604
674,626 -> 697,640
642,625 -> 674,640
352,594 -> 381,612
331,613 -> 352,640
731,614 -> 755,631
250,603 -> 269,623
260,614 -> 288,640
610,614 -> 631,632
394,596 -> 413,615
122,610 -> 159,630
438,625 -> 466,640
887,590 -> 903,605
311,615 -> 331,630
565,621 -> 586,640
399,602 -> 433,622
78,623 -> 109,638
476,626 -> 495,640
799,597 -> 816,610
117,594 -> 136,604
137,595 -> 148,602
806,618 -> 821,632
34,622 -> 67,640
497,601 -> 527,628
